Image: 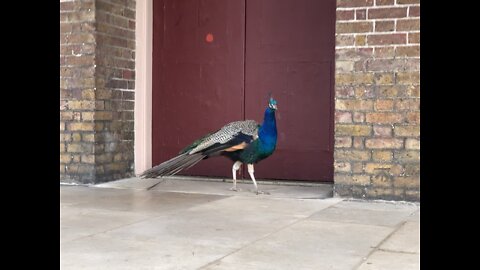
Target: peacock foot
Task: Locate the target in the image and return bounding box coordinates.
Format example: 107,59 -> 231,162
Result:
230,187 -> 241,192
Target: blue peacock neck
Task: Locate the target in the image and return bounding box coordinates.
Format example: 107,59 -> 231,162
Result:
258,107 -> 277,149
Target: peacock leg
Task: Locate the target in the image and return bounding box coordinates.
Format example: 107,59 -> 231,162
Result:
230,161 -> 242,191
247,164 -> 270,195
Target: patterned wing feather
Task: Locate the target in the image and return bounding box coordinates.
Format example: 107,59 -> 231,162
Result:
187,120 -> 259,154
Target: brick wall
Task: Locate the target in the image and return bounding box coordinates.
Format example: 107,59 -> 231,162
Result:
60,0 -> 97,182
334,0 -> 420,201
60,0 -> 135,184
95,0 -> 136,182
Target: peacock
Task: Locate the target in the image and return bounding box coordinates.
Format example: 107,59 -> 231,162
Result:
140,96 -> 278,194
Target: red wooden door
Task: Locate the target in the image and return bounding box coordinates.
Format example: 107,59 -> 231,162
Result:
244,0 -> 336,181
152,0 -> 245,178
152,0 -> 335,181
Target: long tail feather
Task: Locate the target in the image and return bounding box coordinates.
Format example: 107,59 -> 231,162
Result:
139,153 -> 205,178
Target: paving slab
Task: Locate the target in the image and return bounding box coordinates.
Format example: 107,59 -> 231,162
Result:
309,200 -> 418,227
406,209 -> 420,222
61,233 -> 233,270
380,221 -> 420,254
60,207 -> 152,243
203,220 -> 394,270
61,185 -> 226,215
101,196 -> 341,249
356,250 -> 419,270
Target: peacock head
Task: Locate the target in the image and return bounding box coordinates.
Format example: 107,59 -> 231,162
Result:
268,97 -> 278,110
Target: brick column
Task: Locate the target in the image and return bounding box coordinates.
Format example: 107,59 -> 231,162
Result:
334,0 -> 420,201
60,0 -> 136,184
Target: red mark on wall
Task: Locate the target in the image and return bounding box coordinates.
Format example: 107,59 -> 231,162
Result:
205,33 -> 214,43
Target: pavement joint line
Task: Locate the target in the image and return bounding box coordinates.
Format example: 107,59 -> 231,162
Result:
376,248 -> 418,255
196,199 -> 344,270
351,220 -> 410,270
61,215 -> 159,244
146,178 -> 167,190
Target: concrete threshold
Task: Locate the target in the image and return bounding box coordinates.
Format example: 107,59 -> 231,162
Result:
93,176 -> 334,200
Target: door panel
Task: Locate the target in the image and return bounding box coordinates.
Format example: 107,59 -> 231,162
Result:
244,0 -> 336,181
152,0 -> 245,178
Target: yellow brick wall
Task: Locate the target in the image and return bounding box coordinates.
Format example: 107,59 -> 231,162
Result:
334,0 -> 420,201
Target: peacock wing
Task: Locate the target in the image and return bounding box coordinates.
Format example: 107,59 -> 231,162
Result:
187,120 -> 259,155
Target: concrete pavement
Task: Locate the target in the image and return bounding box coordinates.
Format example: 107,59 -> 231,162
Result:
60,178 -> 419,270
